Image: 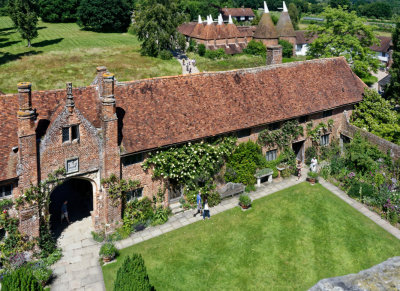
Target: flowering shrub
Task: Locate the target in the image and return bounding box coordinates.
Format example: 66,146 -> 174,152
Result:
142,137 -> 236,186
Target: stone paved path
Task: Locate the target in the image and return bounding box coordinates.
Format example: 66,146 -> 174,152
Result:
174,52 -> 199,75
50,216 -> 106,291
50,168 -> 400,290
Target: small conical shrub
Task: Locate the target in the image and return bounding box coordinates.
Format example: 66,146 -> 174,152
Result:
2,267 -> 43,291
114,253 -> 153,291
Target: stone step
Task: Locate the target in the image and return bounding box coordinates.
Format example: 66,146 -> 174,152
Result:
170,202 -> 184,215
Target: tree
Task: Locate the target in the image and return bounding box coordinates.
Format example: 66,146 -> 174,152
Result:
385,21 -> 400,104
38,0 -> 79,23
77,0 -> 131,32
8,0 -> 38,47
114,254 -> 153,291
357,2 -> 392,19
135,0 -> 186,57
351,89 -> 400,145
329,0 -> 350,9
243,40 -> 266,57
288,3 -> 299,30
306,6 -> 380,78
278,39 -> 293,58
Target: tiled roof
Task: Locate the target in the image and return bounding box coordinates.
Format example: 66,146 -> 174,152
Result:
237,26 -> 256,37
276,11 -> 295,37
370,36 -> 392,53
0,57 -> 365,181
221,8 -> 255,17
253,12 -> 278,39
178,22 -> 241,40
378,74 -> 391,87
295,30 -> 317,44
177,22 -> 197,36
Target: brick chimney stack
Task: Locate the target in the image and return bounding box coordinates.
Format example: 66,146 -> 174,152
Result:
266,45 -> 282,65
17,82 -> 36,137
100,72 -> 121,226
65,82 -> 75,113
101,73 -> 116,120
96,66 -> 107,96
16,82 -> 39,237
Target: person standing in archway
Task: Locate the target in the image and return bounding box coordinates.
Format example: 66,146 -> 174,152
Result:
61,201 -> 70,224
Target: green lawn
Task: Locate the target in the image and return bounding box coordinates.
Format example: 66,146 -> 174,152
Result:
102,182 -> 400,290
0,16 -> 181,93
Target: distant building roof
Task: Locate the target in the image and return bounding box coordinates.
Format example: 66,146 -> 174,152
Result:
253,12 -> 278,39
295,30 -> 317,44
370,36 -> 392,53
221,8 -> 255,18
237,26 -> 256,37
276,11 -> 295,37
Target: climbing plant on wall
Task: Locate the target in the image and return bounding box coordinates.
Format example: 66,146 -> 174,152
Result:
142,137 -> 237,186
257,120 -> 304,148
306,119 -> 334,143
101,174 -> 141,206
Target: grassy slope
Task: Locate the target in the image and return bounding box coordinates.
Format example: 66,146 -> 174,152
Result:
102,183 -> 400,291
0,17 -> 181,93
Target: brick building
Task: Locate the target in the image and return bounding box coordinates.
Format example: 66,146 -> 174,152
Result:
178,1 -> 297,55
0,56 -> 365,237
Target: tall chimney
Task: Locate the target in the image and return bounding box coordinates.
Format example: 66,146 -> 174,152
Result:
66,82 -> 75,113
17,82 -> 36,136
101,73 -> 116,119
266,45 -> 282,65
96,66 -> 107,96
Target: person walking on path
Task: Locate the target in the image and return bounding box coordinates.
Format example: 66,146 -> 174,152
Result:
61,201 -> 70,224
203,199 -> 210,220
194,191 -> 202,217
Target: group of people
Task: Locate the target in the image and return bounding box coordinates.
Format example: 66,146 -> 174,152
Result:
296,156 -> 318,180
193,191 -> 210,220
182,58 -> 196,74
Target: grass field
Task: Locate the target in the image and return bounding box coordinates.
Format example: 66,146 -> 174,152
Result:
0,16 -> 181,93
102,183 -> 400,291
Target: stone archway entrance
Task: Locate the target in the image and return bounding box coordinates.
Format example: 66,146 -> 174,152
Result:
49,178 -> 94,239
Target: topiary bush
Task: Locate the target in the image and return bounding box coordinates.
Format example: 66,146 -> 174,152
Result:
2,267 -> 44,291
113,254 -> 153,291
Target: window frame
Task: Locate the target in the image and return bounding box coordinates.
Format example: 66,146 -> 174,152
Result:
126,187 -> 143,202
320,134 -> 330,146
266,149 -> 277,161
237,128 -> 251,138
122,153 -> 144,166
0,184 -> 12,199
62,125 -> 80,143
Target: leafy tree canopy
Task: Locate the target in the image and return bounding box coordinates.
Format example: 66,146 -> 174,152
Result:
77,0 -> 131,32
351,89 -> 400,145
135,0 -> 186,57
385,21 -> 400,104
306,6 -> 380,78
38,0 -> 79,22
243,40 -> 266,57
9,0 -> 38,47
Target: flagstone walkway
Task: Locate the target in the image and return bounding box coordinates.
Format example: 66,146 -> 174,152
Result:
50,168 -> 400,290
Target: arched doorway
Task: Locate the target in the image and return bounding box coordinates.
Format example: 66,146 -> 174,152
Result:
49,178 -> 93,238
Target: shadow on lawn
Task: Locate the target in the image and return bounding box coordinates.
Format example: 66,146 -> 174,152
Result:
33,37 -> 63,47
0,40 -> 20,48
0,51 -> 42,66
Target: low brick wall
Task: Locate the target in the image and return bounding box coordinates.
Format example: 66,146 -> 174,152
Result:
341,113 -> 400,160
